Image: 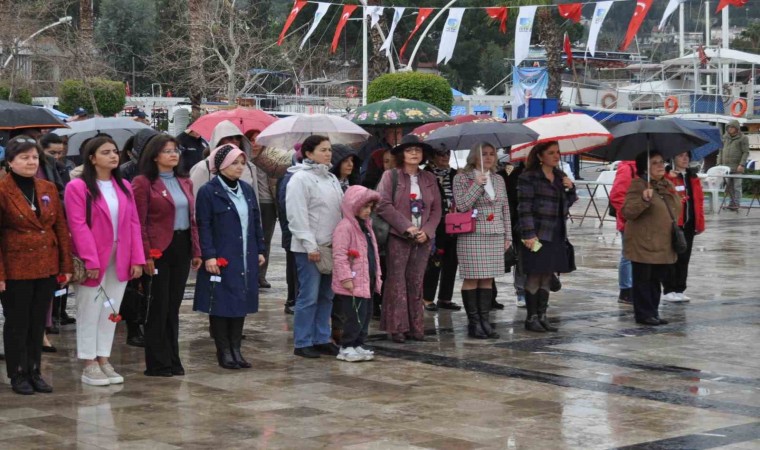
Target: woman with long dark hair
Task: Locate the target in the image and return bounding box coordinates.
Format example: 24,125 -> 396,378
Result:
133,135 -> 202,376
0,136 -> 73,395
65,136 -> 145,386
517,141 -> 576,333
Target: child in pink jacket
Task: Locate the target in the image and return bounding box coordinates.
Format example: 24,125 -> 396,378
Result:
332,185 -> 383,362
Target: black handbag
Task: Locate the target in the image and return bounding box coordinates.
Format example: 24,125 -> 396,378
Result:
371,169 -> 398,253
660,194 -> 688,254
504,245 -> 518,269
565,239 -> 576,272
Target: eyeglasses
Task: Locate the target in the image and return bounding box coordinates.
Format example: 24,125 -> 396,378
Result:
98,149 -> 120,156
160,149 -> 181,155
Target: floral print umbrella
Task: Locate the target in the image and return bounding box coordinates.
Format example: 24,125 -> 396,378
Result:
346,97 -> 452,126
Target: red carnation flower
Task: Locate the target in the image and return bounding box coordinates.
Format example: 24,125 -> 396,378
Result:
149,248 -> 163,259
347,249 -> 360,259
56,274 -> 67,284
410,193 -> 417,200
108,313 -> 123,323
487,213 -> 495,221
436,249 -> 445,256
217,257 -> 229,268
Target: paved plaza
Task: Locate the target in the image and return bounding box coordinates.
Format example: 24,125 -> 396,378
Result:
0,204 -> 758,449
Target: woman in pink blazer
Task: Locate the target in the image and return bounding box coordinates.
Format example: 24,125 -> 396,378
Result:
64,136 -> 145,387
133,135 -> 202,377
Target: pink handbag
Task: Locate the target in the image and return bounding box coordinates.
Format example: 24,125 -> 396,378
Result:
445,211 -> 476,235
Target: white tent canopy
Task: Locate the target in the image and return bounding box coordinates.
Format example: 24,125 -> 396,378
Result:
663,48 -> 760,67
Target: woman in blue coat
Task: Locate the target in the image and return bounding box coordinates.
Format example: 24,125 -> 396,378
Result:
193,144 -> 265,370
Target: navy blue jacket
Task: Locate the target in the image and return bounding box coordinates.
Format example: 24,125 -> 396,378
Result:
517,168 -> 577,242
193,176 -> 265,317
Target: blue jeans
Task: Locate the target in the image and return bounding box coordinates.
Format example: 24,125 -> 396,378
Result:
293,252 -> 334,349
619,231 -> 632,289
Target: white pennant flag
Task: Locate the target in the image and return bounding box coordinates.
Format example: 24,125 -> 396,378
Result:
436,8 -> 465,64
659,0 -> 685,30
300,2 -> 331,50
366,6 -> 385,28
586,1 -> 613,57
380,7 -> 405,57
514,6 -> 538,67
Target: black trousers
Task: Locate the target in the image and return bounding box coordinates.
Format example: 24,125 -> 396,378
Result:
632,262 -> 668,321
285,249 -> 298,303
335,294 -> 372,348
422,237 -> 458,302
1,277 -> 55,377
663,226 -> 696,294
144,231 -> 191,373
209,315 -> 245,350
259,202 -> 277,282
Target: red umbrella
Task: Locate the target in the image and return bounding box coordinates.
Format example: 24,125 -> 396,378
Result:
409,114 -> 504,140
188,107 -> 278,140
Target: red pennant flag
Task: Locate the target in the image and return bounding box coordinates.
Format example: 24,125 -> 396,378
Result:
485,7 -> 508,34
564,33 -> 573,68
620,0 -> 653,51
558,3 -> 583,23
716,0 -> 748,12
399,8 -> 434,60
278,1 -> 307,46
697,45 -> 711,67
331,5 -> 358,53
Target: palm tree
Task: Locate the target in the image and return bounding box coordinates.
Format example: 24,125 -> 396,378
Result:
537,8 -> 562,101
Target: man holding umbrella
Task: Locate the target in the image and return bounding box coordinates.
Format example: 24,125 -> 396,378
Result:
717,120 -> 749,211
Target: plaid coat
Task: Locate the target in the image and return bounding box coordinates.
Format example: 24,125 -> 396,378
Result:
453,171 -> 511,239
517,168 -> 578,242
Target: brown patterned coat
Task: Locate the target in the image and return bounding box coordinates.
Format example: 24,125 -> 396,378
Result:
0,175 -> 73,281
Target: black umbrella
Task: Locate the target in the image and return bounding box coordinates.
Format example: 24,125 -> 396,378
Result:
424,122 -> 539,152
590,119 -> 709,161
0,100 -> 68,131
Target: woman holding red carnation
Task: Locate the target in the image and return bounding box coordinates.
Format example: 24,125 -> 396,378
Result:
193,144 -> 265,369
0,136 -> 73,395
65,136 -> 145,386
374,135 -> 441,343
133,135 -> 202,377
453,142 -> 512,340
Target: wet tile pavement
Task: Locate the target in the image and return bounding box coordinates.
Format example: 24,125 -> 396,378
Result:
0,205 -> 758,449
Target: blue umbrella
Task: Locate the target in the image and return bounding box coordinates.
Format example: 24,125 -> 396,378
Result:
667,118 -> 721,161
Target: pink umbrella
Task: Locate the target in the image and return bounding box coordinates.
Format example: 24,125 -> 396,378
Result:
188,107 -> 278,140
509,112 -> 612,161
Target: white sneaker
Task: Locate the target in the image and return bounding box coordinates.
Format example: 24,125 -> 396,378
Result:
676,292 -> 691,302
662,292 -> 677,302
516,295 -> 526,308
99,363 -> 124,384
81,365 -> 110,386
355,346 -> 375,361
337,347 -> 364,362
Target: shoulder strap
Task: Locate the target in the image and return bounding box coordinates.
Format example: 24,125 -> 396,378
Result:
658,192 -> 678,225
205,160 -> 211,181
391,168 -> 398,202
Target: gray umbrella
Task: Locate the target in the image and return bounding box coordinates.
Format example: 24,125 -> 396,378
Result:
424,122 -> 539,153
590,119 -> 709,162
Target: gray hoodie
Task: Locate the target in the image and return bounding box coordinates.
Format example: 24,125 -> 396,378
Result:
285,160 -> 344,253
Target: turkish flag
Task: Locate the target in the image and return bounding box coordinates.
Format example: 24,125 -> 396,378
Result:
564,33 -> 573,67
558,3 -> 583,23
485,7 -> 508,34
716,0 -> 748,12
399,8 -> 434,60
620,0 -> 653,51
278,1 -> 307,46
331,4 -> 358,53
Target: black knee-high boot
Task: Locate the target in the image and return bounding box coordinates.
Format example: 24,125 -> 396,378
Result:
210,316 -> 238,369
229,317 -> 251,369
462,290 -> 486,339
477,288 -> 499,339
536,289 -> 558,332
524,291 -> 546,332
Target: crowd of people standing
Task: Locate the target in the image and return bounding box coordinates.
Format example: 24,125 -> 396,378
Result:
0,112 -> 743,395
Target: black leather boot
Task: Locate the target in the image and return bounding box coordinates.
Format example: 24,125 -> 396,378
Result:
11,372 -> 34,395
29,367 -> 53,393
462,290 -> 486,339
537,289 -> 558,332
524,291 -> 546,332
126,323 -> 145,347
477,288 -> 499,339
229,318 -> 251,369
210,317 -> 239,370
